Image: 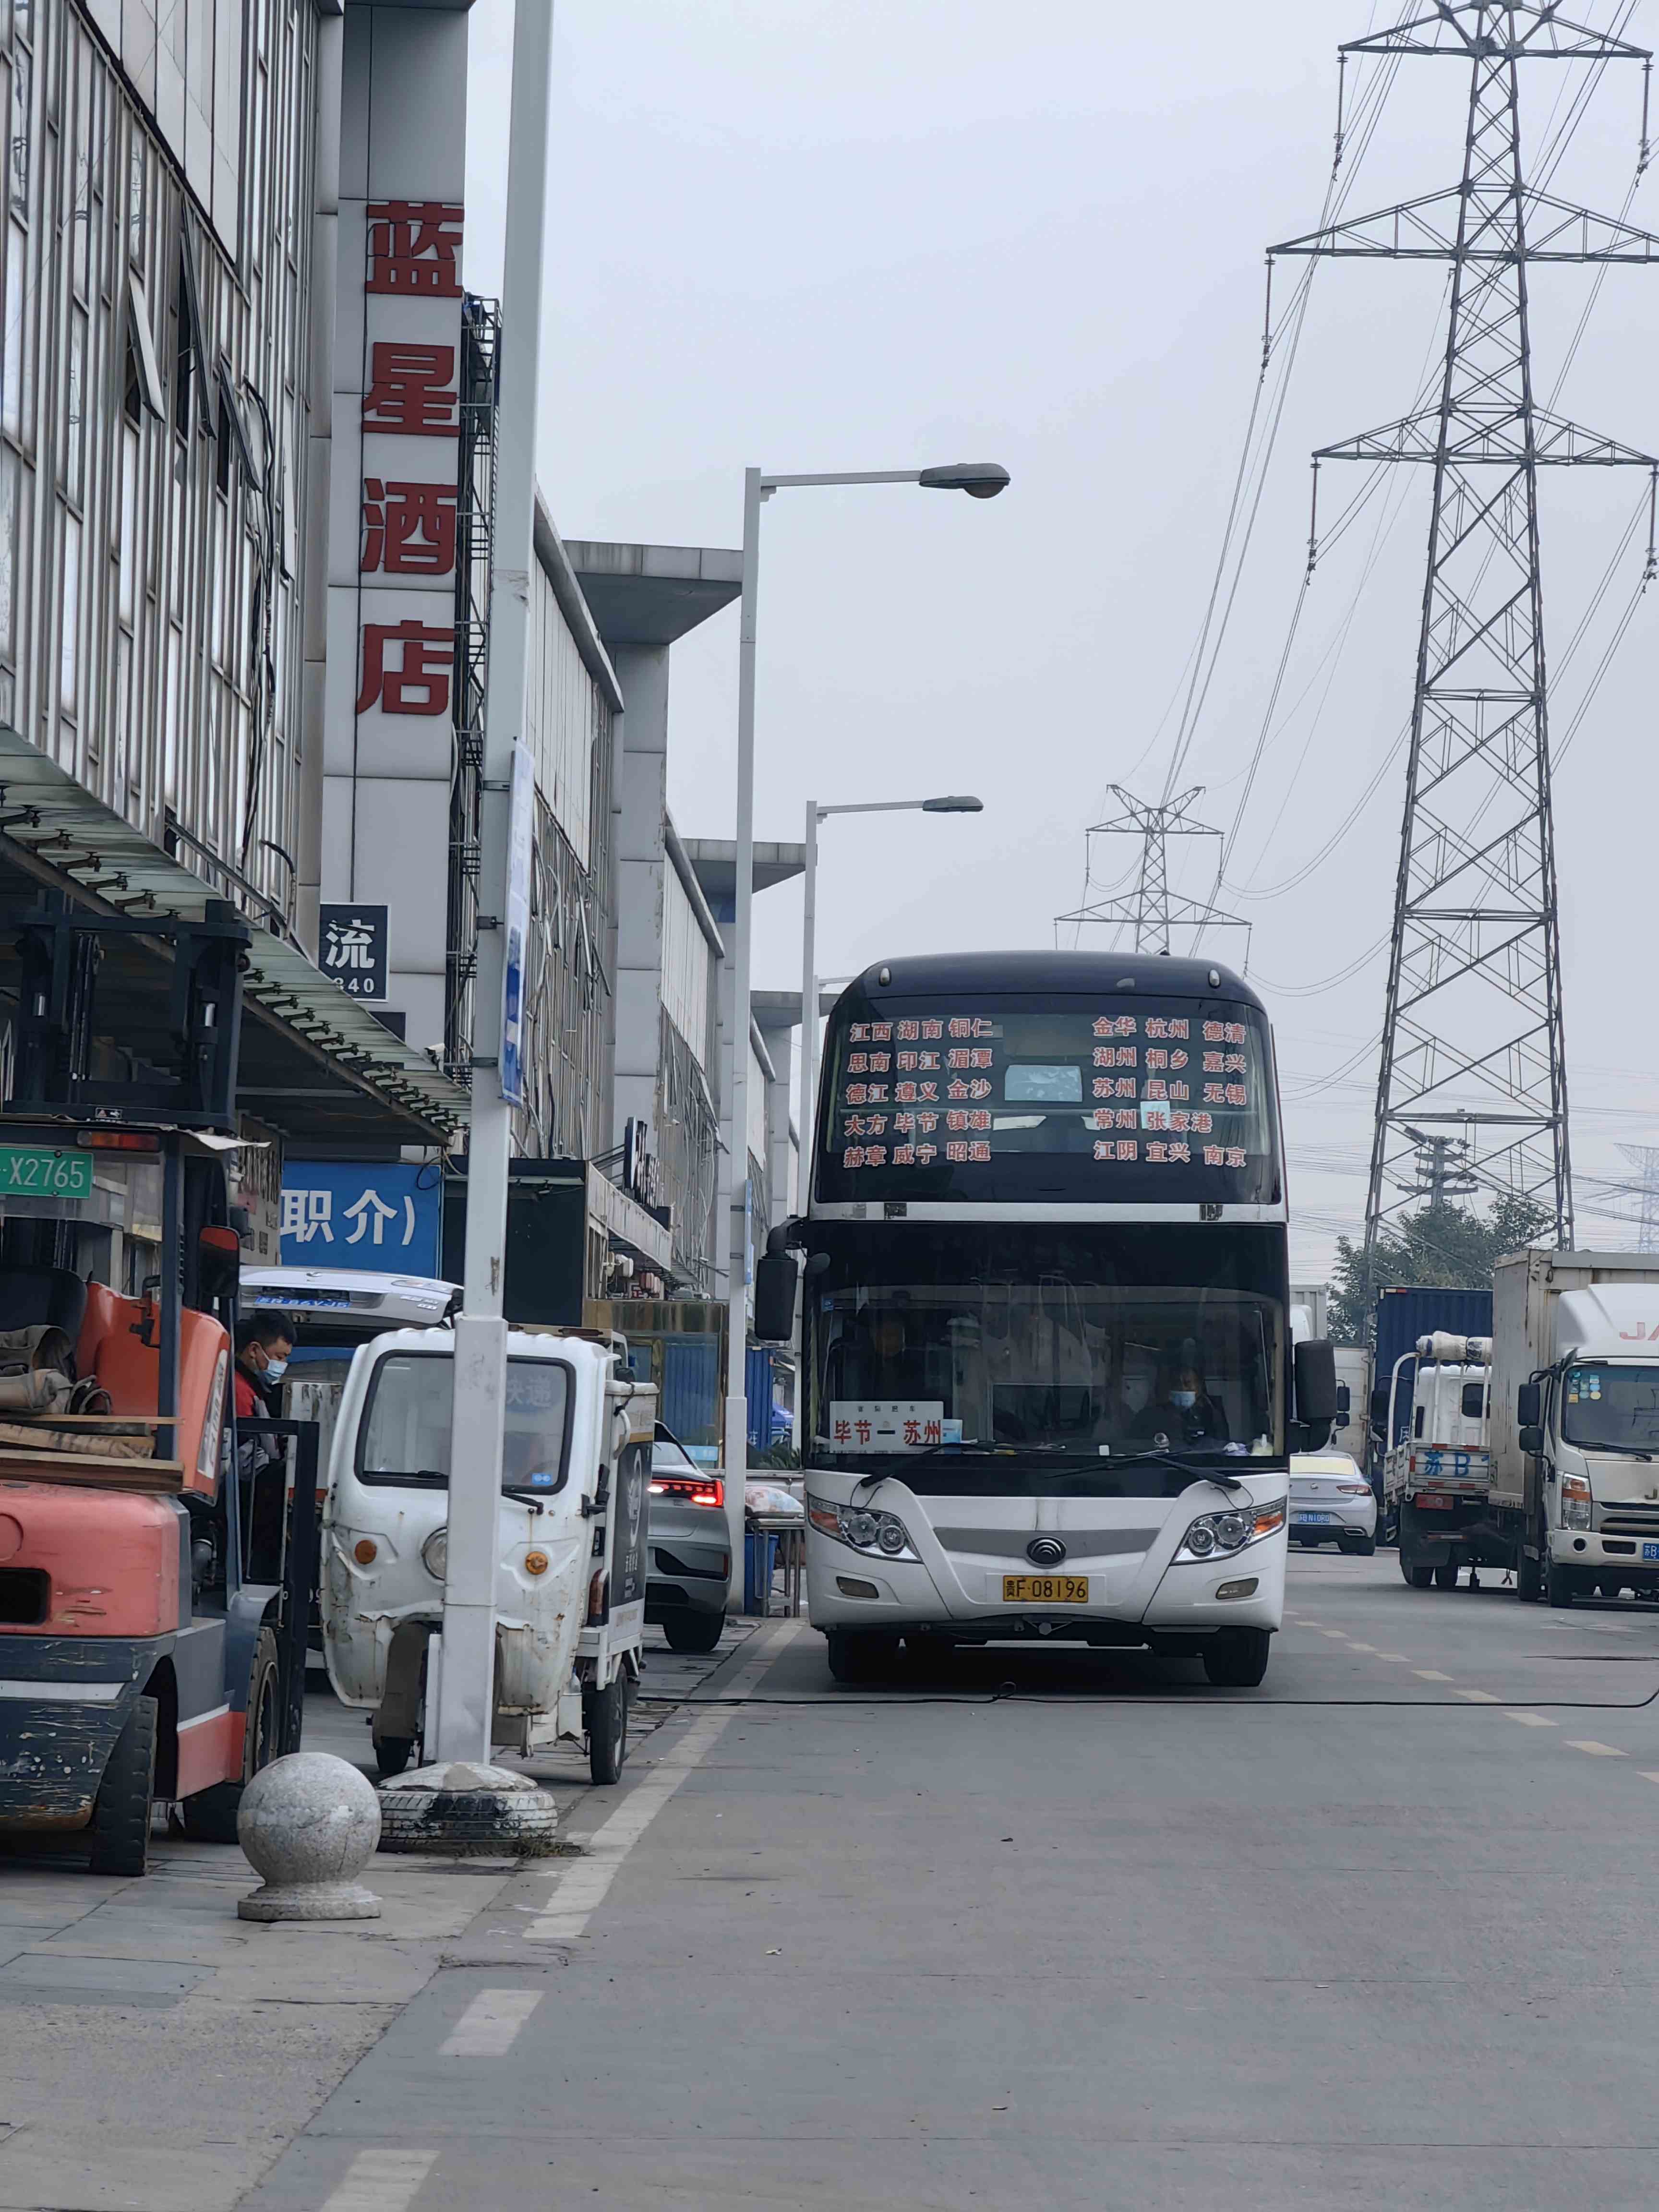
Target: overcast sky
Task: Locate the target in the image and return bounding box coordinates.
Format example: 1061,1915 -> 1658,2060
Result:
463,0 -> 1659,1284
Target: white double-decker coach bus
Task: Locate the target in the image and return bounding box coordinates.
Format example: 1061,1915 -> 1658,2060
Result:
756,950 -> 1336,1689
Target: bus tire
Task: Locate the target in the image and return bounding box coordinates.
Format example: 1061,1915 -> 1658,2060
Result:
1202,1629 -> 1271,1689
1547,1562 -> 1575,1608
1434,1561 -> 1459,1590
182,1628 -> 282,1843
825,1630 -> 900,1685
89,1695 -> 158,1877
589,1670 -> 629,1785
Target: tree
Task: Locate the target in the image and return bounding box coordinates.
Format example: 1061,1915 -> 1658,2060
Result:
1327,1195 -> 1554,1345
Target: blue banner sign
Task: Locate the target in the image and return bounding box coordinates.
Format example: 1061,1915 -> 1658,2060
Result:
278,1162 -> 441,1276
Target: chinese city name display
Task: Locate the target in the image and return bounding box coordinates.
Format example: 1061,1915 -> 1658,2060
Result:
835,1011 -> 1254,1171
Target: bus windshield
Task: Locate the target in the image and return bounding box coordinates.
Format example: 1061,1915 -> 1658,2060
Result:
815,990 -> 1278,1206
804,1224 -> 1284,1486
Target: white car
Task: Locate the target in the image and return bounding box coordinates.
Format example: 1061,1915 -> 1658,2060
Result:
1288,1451 -> 1377,1555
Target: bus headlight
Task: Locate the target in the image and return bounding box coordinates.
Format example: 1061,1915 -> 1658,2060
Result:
1562,1473 -> 1592,1530
1176,1497 -> 1285,1563
807,1494 -> 918,1562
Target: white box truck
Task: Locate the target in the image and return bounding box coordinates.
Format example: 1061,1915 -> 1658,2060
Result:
1489,1249 -> 1659,1607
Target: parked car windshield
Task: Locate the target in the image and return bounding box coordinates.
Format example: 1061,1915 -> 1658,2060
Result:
357,1352 -> 572,1491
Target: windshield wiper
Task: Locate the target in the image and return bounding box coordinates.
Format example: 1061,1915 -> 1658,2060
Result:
1102,1447 -> 1248,1490
1577,1442 -> 1657,1461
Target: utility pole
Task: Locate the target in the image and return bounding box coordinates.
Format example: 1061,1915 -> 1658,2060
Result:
1399,1126 -> 1479,1209
1055,785 -> 1250,960
1274,0 -> 1659,1276
434,0 -> 554,1764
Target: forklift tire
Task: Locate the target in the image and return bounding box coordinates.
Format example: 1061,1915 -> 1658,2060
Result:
589,1670 -> 629,1786
1434,1561 -> 1459,1589
1548,1562 -> 1576,1608
662,1608 -> 724,1655
374,1737 -> 416,1779
88,1695 -> 158,1877
182,1628 -> 281,1843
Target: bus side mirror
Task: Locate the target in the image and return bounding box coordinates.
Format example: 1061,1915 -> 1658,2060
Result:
1516,1381 -> 1541,1429
753,1251 -> 798,1345
1294,1338 -> 1338,1452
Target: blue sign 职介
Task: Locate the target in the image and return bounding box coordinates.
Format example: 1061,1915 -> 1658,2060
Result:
277,1162 -> 441,1276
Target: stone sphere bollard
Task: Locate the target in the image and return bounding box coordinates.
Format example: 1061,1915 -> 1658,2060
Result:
237,1752 -> 383,1922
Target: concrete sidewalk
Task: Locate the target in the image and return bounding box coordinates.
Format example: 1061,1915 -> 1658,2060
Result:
0,1620 -> 761,2212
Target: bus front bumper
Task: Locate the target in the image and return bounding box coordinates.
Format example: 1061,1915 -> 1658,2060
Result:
805,1529 -> 1286,1639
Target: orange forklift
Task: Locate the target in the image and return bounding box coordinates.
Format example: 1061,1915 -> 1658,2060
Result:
0,902 -> 317,1875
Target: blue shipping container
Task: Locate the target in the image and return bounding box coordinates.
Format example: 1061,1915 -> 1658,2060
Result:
662,1338 -> 721,1460
1373,1285 -> 1493,1449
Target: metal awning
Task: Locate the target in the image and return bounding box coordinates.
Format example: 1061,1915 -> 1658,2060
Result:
0,727 -> 470,1146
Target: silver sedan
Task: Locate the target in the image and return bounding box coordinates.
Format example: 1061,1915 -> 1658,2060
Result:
1287,1451 -> 1377,1556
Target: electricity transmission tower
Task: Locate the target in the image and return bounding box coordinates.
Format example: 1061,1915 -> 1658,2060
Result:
1618,1144 -> 1659,1251
1273,1 -> 1659,1272
1056,786 -> 1250,958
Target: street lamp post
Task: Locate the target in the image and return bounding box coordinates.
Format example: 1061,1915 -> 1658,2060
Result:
798,794 -> 985,1196
721,462 -> 1009,1551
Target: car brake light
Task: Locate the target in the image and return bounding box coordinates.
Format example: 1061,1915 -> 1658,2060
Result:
649,1474 -> 724,1509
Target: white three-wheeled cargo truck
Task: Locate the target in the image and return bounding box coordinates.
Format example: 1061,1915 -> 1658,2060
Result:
320,1326 -> 653,1782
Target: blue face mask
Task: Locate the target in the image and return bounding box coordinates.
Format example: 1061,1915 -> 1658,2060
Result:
261,1356 -> 289,1385
1170,1389 -> 1197,1410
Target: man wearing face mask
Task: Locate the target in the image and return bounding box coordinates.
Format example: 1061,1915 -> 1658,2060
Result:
235,1314 -> 295,1580
1133,1358 -> 1230,1449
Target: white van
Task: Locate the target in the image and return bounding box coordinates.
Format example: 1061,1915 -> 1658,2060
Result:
321,1326 -> 652,1783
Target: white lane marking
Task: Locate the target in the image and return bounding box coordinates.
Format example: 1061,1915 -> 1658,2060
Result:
1640,1772 -> 1659,1784
1318,1630 -> 1348,1640
1414,1670 -> 1453,1682
1567,1740 -> 1628,1757
1507,1711 -> 1556,1727
439,1989 -> 542,2057
1374,1652 -> 1410,1662
1347,1642 -> 1378,1653
524,1621 -> 799,1943
1454,1689 -> 1501,1704
321,2149 -> 438,2212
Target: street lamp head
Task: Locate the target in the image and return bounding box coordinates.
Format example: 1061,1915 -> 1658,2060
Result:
921,794 -> 984,813
917,462 -> 1010,500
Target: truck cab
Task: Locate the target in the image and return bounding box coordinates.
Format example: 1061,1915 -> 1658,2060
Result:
1389,1332 -> 1493,1590
1512,1286 -> 1659,1606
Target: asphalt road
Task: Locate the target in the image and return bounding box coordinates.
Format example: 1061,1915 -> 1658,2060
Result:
230,1551 -> 1659,2212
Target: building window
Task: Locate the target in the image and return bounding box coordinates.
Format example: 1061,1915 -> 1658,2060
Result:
9,43 -> 29,223
0,443 -> 17,665
64,306 -> 85,505
60,514 -> 80,716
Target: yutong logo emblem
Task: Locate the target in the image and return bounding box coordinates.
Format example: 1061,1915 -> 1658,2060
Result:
1027,1537 -> 1067,1568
